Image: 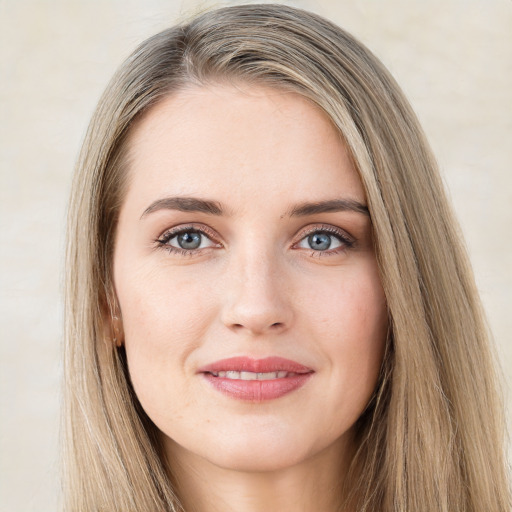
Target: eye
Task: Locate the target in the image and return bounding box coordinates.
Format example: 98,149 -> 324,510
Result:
171,231 -> 207,250
294,226 -> 354,253
156,226 -> 219,254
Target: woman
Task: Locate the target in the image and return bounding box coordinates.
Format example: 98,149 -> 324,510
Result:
63,3 -> 510,511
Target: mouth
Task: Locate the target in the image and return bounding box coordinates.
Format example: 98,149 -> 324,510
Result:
198,357 -> 314,402
207,370 -> 302,380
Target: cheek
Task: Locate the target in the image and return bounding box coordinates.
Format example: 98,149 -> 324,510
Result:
303,263 -> 387,402
117,262 -> 215,346
304,261 -> 387,338
115,264 -> 217,415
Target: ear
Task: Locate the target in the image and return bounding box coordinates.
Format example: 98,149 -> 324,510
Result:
101,292 -> 125,348
111,313 -> 125,348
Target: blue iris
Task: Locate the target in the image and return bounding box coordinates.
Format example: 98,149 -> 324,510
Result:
308,233 -> 331,251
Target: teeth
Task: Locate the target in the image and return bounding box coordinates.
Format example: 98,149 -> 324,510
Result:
212,371 -> 291,380
257,372 -> 277,380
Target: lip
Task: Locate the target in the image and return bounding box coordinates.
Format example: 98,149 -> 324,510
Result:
198,356 -> 313,374
198,356 -> 314,402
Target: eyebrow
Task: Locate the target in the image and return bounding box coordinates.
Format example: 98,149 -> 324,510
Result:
140,196 -> 369,219
141,197 -> 224,218
288,199 -> 369,217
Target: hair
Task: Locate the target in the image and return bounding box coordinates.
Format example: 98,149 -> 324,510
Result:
63,3 -> 510,511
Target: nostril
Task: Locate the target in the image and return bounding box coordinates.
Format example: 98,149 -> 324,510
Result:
228,321 -> 285,334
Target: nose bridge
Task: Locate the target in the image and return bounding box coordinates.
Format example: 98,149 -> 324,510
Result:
221,235 -> 291,335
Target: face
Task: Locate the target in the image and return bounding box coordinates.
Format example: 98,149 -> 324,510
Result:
113,83 -> 387,473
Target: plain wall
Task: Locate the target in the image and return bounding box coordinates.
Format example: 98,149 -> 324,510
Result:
1,1 -> 511,510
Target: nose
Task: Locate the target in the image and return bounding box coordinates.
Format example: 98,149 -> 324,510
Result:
220,247 -> 293,336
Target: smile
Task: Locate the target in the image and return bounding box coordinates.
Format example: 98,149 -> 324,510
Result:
198,357 -> 314,401
209,371 -> 299,380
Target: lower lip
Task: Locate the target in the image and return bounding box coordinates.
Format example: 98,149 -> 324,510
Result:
202,373 -> 313,401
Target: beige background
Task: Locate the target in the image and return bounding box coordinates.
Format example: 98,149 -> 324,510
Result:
1,1 -> 511,510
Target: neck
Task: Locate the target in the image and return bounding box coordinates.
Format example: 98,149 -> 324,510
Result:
165,437 -> 355,512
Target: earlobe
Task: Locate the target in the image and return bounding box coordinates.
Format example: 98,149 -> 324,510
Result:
111,314 -> 124,347
101,294 -> 125,347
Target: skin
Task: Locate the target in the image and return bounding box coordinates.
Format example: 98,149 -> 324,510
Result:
113,83 -> 388,512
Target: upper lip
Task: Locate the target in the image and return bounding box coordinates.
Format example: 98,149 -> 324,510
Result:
197,356 -> 314,374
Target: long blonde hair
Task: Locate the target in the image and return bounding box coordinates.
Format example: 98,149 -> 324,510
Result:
64,4 -> 510,511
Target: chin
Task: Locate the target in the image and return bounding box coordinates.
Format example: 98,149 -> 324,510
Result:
206,439 -> 311,473
158,400 -> 358,475
161,420 -> 318,473
179,421 -> 345,474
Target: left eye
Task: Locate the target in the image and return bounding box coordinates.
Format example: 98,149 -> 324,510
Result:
166,230 -> 216,250
296,231 -> 344,251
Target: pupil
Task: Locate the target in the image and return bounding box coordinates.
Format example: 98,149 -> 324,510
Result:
308,233 -> 331,251
178,231 -> 201,249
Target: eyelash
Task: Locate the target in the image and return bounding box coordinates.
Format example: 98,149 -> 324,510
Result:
295,225 -> 355,257
154,224 -> 355,257
155,224 -> 220,256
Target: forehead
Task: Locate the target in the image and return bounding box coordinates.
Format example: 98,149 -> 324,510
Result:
123,83 -> 365,212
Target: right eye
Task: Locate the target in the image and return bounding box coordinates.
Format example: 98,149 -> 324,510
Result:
156,226 -> 220,254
